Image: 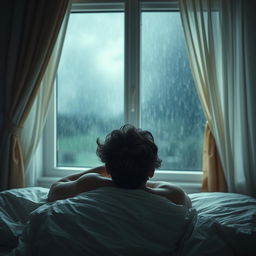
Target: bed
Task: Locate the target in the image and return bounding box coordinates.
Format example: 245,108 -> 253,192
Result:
0,187 -> 255,256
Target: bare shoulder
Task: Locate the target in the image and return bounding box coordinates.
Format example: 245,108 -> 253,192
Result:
76,173 -> 114,191
47,173 -> 114,202
145,181 -> 192,207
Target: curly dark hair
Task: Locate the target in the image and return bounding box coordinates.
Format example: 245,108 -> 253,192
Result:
96,125 -> 162,189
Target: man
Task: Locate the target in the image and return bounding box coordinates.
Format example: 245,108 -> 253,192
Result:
48,125 -> 191,208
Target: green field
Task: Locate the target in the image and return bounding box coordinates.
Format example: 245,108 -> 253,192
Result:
57,134 -> 102,167
57,132 -> 204,170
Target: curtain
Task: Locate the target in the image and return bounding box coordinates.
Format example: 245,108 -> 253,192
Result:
202,123 -> 227,192
179,0 -> 256,196
0,0 -> 70,190
21,10 -> 71,186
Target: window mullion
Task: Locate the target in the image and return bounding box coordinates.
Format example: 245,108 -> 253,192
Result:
124,0 -> 140,127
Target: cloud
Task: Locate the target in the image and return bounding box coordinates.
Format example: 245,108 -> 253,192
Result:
57,12 -> 124,117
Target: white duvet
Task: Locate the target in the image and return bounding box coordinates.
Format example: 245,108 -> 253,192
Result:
184,192 -> 256,256
0,188 -> 256,256
1,187 -> 195,256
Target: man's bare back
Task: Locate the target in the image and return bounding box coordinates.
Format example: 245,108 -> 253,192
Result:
48,166 -> 191,208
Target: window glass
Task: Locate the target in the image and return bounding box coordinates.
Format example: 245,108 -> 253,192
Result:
57,13 -> 124,167
140,12 -> 205,170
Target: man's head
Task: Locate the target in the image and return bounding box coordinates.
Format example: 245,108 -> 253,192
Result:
96,125 -> 161,189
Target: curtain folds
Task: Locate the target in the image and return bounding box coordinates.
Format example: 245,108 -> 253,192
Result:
21,8 -> 71,186
179,0 -> 256,196
0,0 -> 70,190
202,123 -> 227,192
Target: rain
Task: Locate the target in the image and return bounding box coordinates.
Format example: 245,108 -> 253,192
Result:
56,11 -> 205,170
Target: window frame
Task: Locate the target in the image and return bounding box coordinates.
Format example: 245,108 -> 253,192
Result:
39,0 -> 203,192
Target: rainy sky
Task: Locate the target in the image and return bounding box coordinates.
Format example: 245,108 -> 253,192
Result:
57,13 -> 124,117
57,12 -> 186,118
56,11 -> 206,170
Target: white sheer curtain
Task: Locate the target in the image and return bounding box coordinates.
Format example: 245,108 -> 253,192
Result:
179,0 -> 256,196
21,5 -> 71,186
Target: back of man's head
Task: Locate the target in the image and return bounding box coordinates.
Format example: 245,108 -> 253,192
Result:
96,125 -> 161,189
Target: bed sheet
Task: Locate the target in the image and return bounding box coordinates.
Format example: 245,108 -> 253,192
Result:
0,187 -> 255,256
190,192 -> 256,232
183,192 -> 256,256
1,187 -> 195,256
0,187 -> 48,248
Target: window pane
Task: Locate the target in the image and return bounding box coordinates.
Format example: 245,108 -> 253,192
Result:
140,12 -> 205,171
57,13 -> 124,167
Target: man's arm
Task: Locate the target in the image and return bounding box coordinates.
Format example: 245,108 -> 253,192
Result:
54,165 -> 110,183
146,181 -> 192,208
47,166 -> 113,202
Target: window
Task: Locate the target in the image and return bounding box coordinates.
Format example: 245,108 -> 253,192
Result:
43,0 -> 205,186
140,11 -> 205,171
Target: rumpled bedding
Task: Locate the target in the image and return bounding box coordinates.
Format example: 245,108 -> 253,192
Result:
0,188 -> 255,256
0,187 -> 48,249
183,193 -> 256,256
1,187 -> 195,256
